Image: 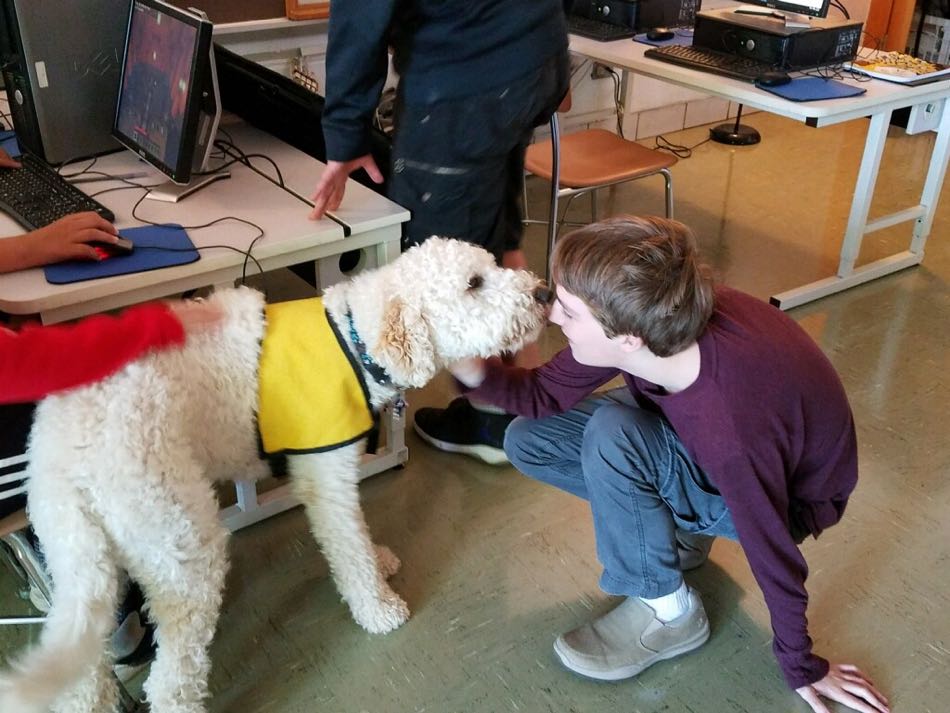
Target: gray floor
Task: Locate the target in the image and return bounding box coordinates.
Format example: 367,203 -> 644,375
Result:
2,111 -> 949,712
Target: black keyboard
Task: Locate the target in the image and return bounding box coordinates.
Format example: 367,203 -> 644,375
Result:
567,16 -> 637,42
0,153 -> 115,230
644,44 -> 777,82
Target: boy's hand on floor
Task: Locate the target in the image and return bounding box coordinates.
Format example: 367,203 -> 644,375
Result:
796,663 -> 890,713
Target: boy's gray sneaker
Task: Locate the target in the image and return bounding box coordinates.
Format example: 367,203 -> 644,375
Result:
553,588 -> 709,681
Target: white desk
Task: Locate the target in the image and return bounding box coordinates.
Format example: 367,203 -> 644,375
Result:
0,122 -> 411,530
570,35 -> 950,309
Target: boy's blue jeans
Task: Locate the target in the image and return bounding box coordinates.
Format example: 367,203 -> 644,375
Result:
504,388 -> 738,599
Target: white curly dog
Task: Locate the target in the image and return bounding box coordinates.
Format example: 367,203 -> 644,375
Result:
0,238 -> 550,713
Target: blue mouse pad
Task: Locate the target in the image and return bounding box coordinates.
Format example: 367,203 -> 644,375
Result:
633,31 -> 694,48
755,77 -> 867,102
44,224 -> 199,284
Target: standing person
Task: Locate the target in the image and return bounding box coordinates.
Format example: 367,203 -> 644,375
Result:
445,216 -> 890,713
309,1 -> 572,460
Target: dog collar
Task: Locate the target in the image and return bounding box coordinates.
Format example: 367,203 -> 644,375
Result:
345,309 -> 394,387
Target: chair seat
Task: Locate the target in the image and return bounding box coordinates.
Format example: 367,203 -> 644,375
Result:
525,129 -> 677,188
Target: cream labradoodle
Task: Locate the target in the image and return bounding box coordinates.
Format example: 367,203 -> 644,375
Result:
0,238 -> 550,713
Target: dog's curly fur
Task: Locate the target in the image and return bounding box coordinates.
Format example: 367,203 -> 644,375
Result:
0,238 -> 548,713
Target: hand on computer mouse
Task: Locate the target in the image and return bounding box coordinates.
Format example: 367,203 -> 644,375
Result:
29,212 -> 120,264
90,237 -> 134,259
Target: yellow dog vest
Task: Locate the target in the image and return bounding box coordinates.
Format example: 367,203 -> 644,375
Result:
258,297 -> 374,454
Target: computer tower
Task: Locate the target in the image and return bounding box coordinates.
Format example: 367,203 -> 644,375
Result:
692,8 -> 863,69
571,0 -> 699,31
0,0 -> 131,164
570,1 -> 639,30
638,0 -> 701,31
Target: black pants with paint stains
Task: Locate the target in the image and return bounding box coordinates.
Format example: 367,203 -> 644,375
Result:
390,52 -> 570,262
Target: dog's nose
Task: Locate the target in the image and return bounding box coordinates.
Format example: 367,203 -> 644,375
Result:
533,286 -> 554,305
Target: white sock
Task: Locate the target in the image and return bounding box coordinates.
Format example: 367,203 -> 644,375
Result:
640,580 -> 690,622
468,398 -> 507,415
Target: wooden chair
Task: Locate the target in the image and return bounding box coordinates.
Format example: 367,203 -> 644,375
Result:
523,93 -> 678,282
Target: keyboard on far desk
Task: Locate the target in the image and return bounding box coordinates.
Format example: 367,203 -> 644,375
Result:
567,16 -> 637,41
0,153 -> 115,231
644,44 -> 777,82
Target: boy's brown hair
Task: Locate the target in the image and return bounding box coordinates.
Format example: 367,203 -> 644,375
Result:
551,216 -> 715,357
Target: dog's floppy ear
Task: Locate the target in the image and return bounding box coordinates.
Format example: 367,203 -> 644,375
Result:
375,297 -> 438,388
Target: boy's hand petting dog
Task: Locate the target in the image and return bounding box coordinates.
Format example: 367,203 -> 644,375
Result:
166,299 -> 224,336
796,663 -> 890,713
448,356 -> 487,388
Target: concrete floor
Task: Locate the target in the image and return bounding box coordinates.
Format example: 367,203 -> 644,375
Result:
2,110 -> 949,712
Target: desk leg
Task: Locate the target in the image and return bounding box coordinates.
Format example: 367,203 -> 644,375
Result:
221,480 -> 299,532
838,111 -> 891,275
771,110 -> 930,310
912,97 -> 950,253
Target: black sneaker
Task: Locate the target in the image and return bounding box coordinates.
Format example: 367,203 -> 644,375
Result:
113,612 -> 156,667
413,397 -> 515,465
113,582 -> 156,667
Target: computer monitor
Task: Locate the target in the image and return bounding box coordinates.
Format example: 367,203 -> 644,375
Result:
734,0 -> 830,22
113,0 -> 228,202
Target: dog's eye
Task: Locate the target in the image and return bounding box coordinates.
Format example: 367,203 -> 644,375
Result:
467,275 -> 484,290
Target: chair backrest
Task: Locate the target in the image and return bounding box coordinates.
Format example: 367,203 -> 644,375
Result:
1,402 -> 33,521
1,451 -> 29,526
0,454 -> 28,493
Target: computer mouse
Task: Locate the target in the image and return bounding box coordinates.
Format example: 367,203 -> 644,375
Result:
755,71 -> 792,87
91,237 -> 134,259
646,27 -> 675,42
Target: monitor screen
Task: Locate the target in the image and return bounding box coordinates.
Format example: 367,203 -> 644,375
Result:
741,0 -> 830,19
113,0 -> 212,183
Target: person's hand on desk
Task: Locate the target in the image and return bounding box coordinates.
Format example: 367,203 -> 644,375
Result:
0,212 -> 119,273
309,154 -> 384,220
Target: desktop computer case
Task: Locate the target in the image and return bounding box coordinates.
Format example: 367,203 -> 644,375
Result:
573,0 -> 700,32
0,0 -> 131,164
692,8 -> 863,69
637,0 -> 701,31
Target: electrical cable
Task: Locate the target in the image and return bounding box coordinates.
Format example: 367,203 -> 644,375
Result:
129,188 -> 267,285
652,134 -> 710,159
604,66 -> 626,139
70,166 -> 268,287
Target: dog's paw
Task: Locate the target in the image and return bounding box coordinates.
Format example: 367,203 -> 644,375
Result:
352,589 -> 410,635
375,544 -> 401,579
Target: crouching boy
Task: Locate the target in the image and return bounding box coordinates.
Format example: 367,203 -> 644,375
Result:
449,216 -> 889,713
